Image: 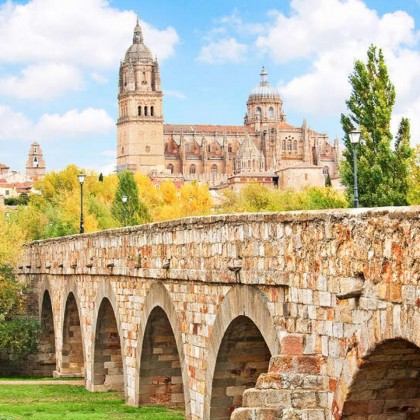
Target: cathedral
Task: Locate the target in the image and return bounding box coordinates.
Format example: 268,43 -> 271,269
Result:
116,20 -> 340,190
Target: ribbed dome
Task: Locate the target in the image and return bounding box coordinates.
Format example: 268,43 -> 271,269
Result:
124,20 -> 153,64
249,67 -> 281,101
124,43 -> 153,63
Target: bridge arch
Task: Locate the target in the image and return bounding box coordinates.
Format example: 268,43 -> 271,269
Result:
204,285 -> 280,420
88,281 -> 125,394
59,288 -> 85,377
334,305 -> 420,418
136,282 -> 191,417
38,289 -> 56,376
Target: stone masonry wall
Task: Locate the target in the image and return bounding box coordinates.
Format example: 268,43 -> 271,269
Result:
16,207 -> 420,419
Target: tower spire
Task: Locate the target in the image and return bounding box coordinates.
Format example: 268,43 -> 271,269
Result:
133,16 -> 143,44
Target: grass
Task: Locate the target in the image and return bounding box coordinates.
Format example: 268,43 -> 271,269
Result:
0,383 -> 185,419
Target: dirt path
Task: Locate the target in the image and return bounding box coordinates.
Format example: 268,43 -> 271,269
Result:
0,379 -> 84,385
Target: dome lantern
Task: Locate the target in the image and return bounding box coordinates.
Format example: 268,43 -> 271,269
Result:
248,67 -> 281,101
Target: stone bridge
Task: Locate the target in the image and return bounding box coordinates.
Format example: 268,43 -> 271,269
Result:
17,207 -> 420,419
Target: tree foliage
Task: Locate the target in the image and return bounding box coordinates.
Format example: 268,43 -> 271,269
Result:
340,45 -> 413,207
111,170 -> 151,226
408,145 -> 420,205
0,264 -> 40,360
217,183 -> 348,214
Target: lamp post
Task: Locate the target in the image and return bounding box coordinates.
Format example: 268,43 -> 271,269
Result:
77,173 -> 86,233
349,130 -> 361,208
122,195 -> 128,226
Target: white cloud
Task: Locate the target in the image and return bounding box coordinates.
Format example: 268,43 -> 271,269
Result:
0,0 -> 179,68
0,105 -> 114,141
392,98 -> 420,146
100,150 -> 116,158
197,38 -> 247,64
0,63 -> 83,100
0,0 -> 180,101
91,72 -> 108,85
0,105 -> 33,140
93,162 -> 116,176
165,90 -> 186,100
36,108 -> 114,139
255,0 -> 420,143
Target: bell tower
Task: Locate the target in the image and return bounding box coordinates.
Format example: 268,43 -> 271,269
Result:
26,141 -> 46,181
116,19 -> 164,174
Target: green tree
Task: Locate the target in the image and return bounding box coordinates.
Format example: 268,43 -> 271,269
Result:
0,263 -> 40,361
408,145 -> 420,204
325,173 -> 332,187
111,170 -> 151,226
340,45 -> 412,207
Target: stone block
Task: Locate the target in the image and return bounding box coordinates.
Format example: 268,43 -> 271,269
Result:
231,407 -> 283,420
281,335 -> 303,355
242,388 -> 290,408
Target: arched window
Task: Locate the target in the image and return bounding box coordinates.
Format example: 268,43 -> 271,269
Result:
33,157 -> 38,167
211,164 -> 218,174
256,107 -> 262,118
190,164 -> 196,174
144,106 -> 148,116
293,140 -> 297,151
282,140 -> 286,150
34,147 -> 37,153
167,164 -> 174,174
228,144 -> 232,153
269,107 -> 274,119
138,106 -> 141,116
287,139 -> 292,151
323,166 -> 329,176
150,106 -> 154,116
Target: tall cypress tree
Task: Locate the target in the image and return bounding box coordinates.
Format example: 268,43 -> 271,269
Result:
111,170 -> 151,226
340,45 -> 412,207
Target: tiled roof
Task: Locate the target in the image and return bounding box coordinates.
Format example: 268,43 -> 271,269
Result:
0,163 -> 10,169
164,124 -> 251,134
164,122 -> 300,134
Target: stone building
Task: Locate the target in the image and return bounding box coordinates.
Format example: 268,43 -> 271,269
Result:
117,20 -> 340,189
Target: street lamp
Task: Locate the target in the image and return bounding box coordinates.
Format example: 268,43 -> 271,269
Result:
122,195 -> 128,226
77,173 -> 86,233
349,130 -> 361,208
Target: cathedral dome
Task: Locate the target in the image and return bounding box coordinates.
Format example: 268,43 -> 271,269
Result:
248,67 -> 281,101
124,20 -> 153,64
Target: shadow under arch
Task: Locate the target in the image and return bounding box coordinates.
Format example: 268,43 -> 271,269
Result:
136,282 -> 191,418
204,285 -> 280,420
38,289 -> 56,376
59,289 -> 85,377
89,281 -> 126,396
333,306 -> 420,418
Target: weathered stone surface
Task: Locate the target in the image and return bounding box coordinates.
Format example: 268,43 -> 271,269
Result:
11,207 -> 420,420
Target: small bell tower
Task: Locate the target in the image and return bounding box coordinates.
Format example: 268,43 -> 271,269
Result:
26,141 -> 46,181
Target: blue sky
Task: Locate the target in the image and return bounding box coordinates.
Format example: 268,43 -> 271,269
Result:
0,0 -> 419,175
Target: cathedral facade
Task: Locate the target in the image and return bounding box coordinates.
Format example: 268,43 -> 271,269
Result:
117,21 -> 340,189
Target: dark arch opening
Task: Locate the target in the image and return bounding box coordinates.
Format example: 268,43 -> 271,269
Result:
37,291 -> 56,376
210,316 -> 271,420
144,106 -> 148,116
150,106 -> 154,116
342,339 -> 420,418
61,292 -> 84,377
93,298 -> 123,391
139,307 -> 184,408
138,106 -> 142,116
